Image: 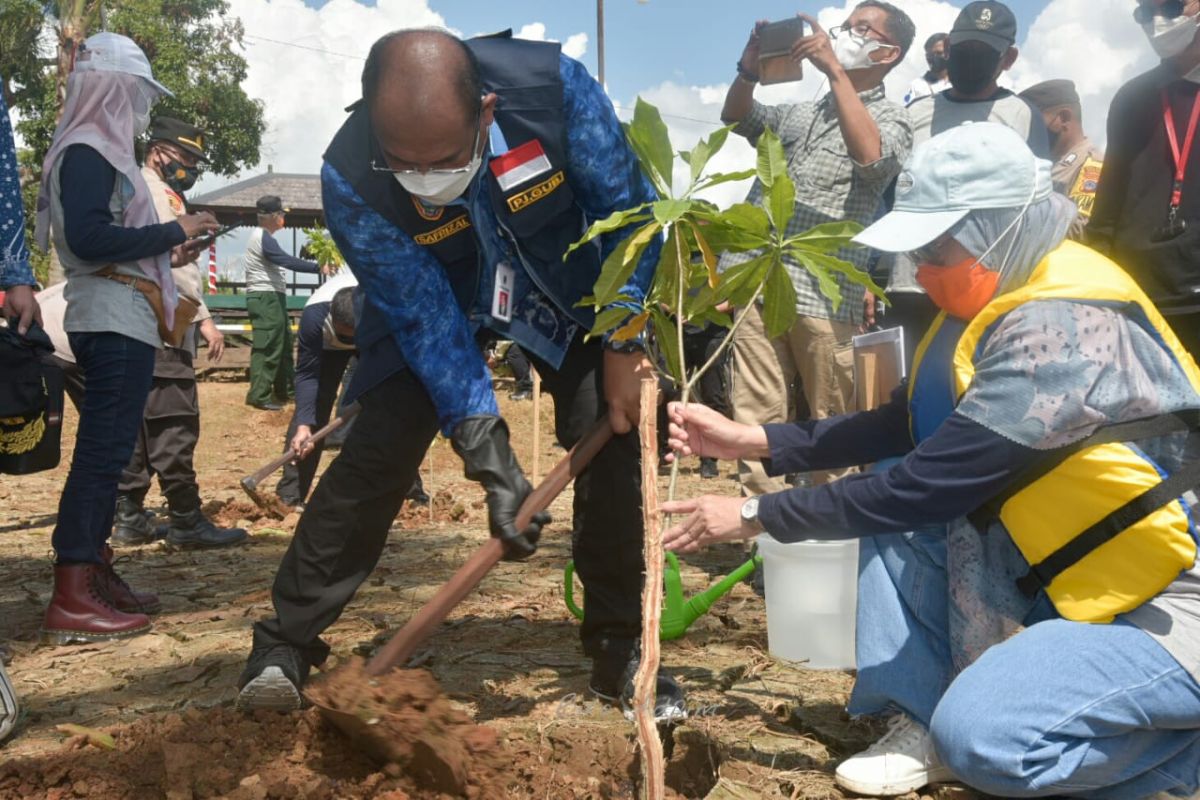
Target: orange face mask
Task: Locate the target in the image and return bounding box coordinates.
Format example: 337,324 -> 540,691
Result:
915,257 -> 1000,320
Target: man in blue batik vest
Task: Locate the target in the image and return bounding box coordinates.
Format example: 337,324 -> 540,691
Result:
237,28 -> 687,722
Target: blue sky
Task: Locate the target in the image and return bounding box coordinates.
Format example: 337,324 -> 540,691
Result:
207,0 -> 1150,279
300,0 -> 1056,102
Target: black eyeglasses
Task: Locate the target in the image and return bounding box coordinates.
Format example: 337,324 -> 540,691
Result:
911,234 -> 953,266
1134,0 -> 1187,25
368,105 -> 484,176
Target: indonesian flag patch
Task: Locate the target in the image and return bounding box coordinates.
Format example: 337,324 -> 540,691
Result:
490,139 -> 552,193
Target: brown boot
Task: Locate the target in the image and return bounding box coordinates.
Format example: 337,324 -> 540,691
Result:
42,564 -> 152,645
97,545 -> 161,615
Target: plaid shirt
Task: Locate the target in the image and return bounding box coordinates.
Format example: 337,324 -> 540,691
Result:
720,84 -> 911,323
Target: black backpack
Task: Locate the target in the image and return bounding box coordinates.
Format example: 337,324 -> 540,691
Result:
0,323 -> 64,475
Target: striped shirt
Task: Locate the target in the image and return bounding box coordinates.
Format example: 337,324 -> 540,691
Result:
720,84 -> 912,324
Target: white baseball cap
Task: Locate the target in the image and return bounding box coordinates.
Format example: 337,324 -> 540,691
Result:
854,122 -> 1052,253
73,32 -> 174,98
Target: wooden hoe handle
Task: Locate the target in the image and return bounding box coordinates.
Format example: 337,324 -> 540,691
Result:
364,416 -> 615,676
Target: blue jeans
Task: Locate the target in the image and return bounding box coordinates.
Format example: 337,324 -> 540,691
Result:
52,332 -> 155,564
848,531 -> 1200,799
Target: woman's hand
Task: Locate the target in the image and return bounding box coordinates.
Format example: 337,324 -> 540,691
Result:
661,495 -> 759,553
665,401 -> 768,462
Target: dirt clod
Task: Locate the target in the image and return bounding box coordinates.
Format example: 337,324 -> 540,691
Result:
305,660 -> 505,796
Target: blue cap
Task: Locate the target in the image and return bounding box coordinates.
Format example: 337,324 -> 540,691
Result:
854,122 -> 1052,253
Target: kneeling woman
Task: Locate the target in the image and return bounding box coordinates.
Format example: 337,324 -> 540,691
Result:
663,122 -> 1200,800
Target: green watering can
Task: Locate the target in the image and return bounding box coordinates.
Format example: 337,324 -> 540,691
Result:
563,550 -> 763,640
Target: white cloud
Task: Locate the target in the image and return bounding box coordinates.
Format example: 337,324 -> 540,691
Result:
626,0 -> 1158,215
194,2 -> 587,193
1008,0 -> 1156,147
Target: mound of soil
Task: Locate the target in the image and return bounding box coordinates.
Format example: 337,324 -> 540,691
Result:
203,497 -> 286,526
0,706 -> 417,800
304,661 -> 506,796
396,489 -> 481,528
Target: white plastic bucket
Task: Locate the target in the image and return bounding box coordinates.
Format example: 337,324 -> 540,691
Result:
756,533 -> 859,670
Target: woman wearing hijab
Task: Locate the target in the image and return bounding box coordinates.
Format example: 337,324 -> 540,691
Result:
661,123 -> 1200,799
34,33 -> 218,645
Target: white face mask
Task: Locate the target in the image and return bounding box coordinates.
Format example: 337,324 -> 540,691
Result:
393,150 -> 482,207
1145,11 -> 1200,60
834,29 -> 893,71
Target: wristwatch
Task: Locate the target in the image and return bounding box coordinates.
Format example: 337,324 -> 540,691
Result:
740,497 -> 761,530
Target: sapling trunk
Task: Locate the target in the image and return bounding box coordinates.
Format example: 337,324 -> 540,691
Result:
635,377 -> 666,800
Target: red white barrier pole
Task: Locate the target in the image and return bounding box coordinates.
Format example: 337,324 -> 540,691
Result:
207,242 -> 218,294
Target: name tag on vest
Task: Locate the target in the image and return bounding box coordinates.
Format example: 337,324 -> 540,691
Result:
490,139 -> 553,192
492,261 -> 515,322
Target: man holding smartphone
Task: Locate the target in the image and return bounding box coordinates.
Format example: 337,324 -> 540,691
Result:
110,116 -> 247,550
720,1 -> 915,496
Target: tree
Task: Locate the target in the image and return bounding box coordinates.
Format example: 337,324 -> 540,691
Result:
4,0 -> 265,283
12,0 -> 264,177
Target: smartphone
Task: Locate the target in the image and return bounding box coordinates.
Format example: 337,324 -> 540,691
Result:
190,224 -> 237,246
758,17 -> 808,85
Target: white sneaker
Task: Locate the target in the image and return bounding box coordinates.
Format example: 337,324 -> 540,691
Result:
835,714 -> 954,797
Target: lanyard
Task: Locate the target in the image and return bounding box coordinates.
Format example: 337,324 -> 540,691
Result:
1162,88 -> 1200,215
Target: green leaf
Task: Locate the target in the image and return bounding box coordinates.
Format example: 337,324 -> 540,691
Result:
652,199 -> 692,226
686,124 -> 734,187
789,247 -> 885,300
565,204 -> 652,257
626,97 -> 675,197
574,293 -> 635,310
587,306 -> 633,341
622,222 -> 663,268
695,168 -> 757,191
761,257 -> 798,339
649,308 -> 684,386
648,226 -> 683,311
590,234 -> 640,308
695,203 -> 772,254
686,221 -> 719,288
756,127 -> 788,188
693,306 -> 733,330
713,203 -> 771,237
784,220 -> 866,254
766,173 -> 796,235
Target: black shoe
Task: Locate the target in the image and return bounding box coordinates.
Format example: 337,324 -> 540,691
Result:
509,387 -> 533,401
165,508 -> 248,549
589,651 -> 688,724
250,401 -> 284,411
112,495 -> 156,546
699,458 -> 719,479
237,638 -> 310,712
406,486 -> 431,506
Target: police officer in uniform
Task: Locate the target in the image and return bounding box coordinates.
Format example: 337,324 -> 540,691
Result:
238,29 -> 687,721
1019,79 -> 1104,239
112,117 -> 247,549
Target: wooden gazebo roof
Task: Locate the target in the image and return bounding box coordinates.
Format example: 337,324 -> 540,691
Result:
189,167 -> 323,228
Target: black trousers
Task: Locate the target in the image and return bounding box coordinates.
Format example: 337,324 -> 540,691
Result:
255,334 -> 645,668
58,350 -> 205,513
506,343 -> 533,389
276,349 -> 354,505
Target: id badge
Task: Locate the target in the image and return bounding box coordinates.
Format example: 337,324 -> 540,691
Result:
491,261 -> 515,323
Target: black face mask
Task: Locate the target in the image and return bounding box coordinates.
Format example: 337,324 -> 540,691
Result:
927,53 -> 949,73
947,45 -> 1002,96
162,159 -> 200,193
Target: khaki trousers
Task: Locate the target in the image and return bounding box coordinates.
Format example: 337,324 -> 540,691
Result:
731,303 -> 856,494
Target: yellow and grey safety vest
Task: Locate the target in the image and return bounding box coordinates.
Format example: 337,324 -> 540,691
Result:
908,240 -> 1200,622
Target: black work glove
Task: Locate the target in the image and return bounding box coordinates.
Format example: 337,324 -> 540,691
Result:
450,415 -> 550,560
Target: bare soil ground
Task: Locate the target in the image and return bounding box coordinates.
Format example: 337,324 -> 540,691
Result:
0,381 -> 980,799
